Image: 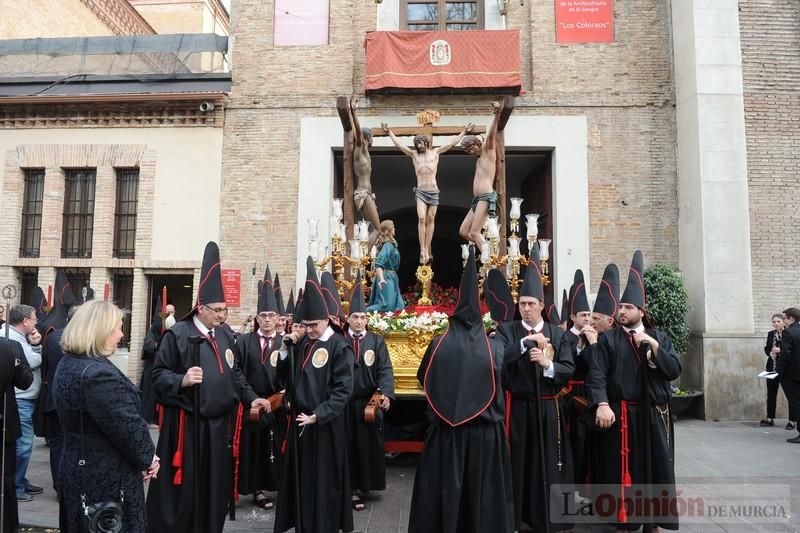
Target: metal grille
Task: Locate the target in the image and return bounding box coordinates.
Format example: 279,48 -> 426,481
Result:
61,169 -> 96,258
19,169 -> 44,257
19,268 -> 39,308
112,270 -> 134,348
113,169 -> 139,258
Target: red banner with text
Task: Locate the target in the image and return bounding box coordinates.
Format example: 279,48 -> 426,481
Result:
555,0 -> 614,43
222,269 -> 241,307
365,30 -> 522,94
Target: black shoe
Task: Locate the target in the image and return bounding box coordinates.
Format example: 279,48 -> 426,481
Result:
760,419 -> 774,427
25,484 -> 43,495
786,422 -> 795,430
787,435 -> 800,444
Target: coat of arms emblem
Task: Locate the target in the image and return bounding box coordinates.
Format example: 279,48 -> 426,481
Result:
429,40 -> 451,66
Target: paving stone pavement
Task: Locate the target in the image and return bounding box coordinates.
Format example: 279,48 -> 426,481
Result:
16,419 -> 800,532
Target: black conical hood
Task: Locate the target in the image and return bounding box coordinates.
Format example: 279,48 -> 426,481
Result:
349,272 -> 367,315
258,274 -> 279,314
559,289 -> 569,323
286,289 -> 295,316
55,270 -> 77,309
519,246 -> 544,301
593,263 -> 620,317
423,246 -> 495,427
320,271 -> 344,320
263,265 -> 272,285
152,295 -> 163,332
302,257 -> 328,321
292,288 -> 304,323
452,246 -> 482,327
484,268 -> 514,323
274,273 -> 285,315
197,241 -> 225,306
545,290 -> 560,325
29,287 -> 47,319
620,251 -> 646,310
569,270 -> 590,316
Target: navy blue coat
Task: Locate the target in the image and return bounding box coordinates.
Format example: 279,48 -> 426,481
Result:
53,354 -> 155,533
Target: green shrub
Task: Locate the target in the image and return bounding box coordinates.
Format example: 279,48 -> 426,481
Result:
643,263 -> 690,356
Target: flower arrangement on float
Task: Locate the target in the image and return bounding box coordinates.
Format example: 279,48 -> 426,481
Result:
366,309 -> 494,335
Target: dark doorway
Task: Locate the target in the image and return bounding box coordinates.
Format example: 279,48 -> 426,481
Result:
147,274 -> 194,327
335,148 -> 552,292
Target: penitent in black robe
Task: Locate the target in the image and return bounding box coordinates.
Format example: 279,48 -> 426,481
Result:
236,330 -> 286,495
138,323 -> 161,424
586,327 -> 682,530
274,331 -> 354,533
496,320 -> 575,532
344,330 -> 394,492
146,320 -> 258,533
408,335 -> 514,533
563,328 -> 594,492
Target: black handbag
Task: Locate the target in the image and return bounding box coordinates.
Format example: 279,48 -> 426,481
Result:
78,363 -> 124,533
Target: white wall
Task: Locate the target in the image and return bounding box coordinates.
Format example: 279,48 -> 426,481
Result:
0,127 -> 224,263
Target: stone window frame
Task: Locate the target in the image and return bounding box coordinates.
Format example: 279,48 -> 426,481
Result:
6,144 -> 155,266
400,0 -> 486,31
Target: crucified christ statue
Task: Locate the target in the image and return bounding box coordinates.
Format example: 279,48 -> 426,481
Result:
459,100 -> 504,256
381,122 -> 473,264
349,97 -> 382,242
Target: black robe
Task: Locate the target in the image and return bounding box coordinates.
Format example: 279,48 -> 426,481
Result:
496,320 -> 575,532
139,324 -> 161,424
236,330 -> 286,494
146,320 -> 258,533
586,327 -> 682,530
344,330 -> 395,492
274,331 -> 354,533
408,335 -> 514,533
563,328 -> 593,492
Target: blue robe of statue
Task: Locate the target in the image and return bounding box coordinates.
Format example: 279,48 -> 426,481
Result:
367,242 -> 406,313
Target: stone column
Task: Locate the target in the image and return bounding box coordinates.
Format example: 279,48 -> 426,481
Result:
672,0 -> 761,420
127,267 -> 148,381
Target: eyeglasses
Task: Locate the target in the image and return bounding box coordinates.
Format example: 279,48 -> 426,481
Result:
258,312 -> 278,319
302,321 -> 322,328
202,305 -> 227,315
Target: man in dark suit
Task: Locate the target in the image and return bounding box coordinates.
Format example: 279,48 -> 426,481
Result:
1,337 -> 33,533
777,307 -> 800,443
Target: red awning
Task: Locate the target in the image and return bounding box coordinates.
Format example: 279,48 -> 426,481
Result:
364,30 -> 522,95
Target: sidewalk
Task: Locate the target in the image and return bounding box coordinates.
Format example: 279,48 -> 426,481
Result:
18,420 -> 800,532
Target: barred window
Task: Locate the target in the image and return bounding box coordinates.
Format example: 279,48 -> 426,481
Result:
19,268 -> 39,308
112,270 -> 134,348
113,169 -> 139,258
19,169 -> 45,257
61,169 -> 96,258
401,0 -> 484,31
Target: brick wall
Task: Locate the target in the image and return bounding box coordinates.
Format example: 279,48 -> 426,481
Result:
223,0 -> 678,312
740,0 -> 800,331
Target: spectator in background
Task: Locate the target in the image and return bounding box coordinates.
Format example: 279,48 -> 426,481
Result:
761,313 -> 787,427
53,300 -> 158,532
164,304 -> 176,330
0,305 -> 43,503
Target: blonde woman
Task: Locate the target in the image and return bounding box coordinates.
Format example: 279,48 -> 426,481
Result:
367,220 -> 406,313
53,300 -> 158,533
